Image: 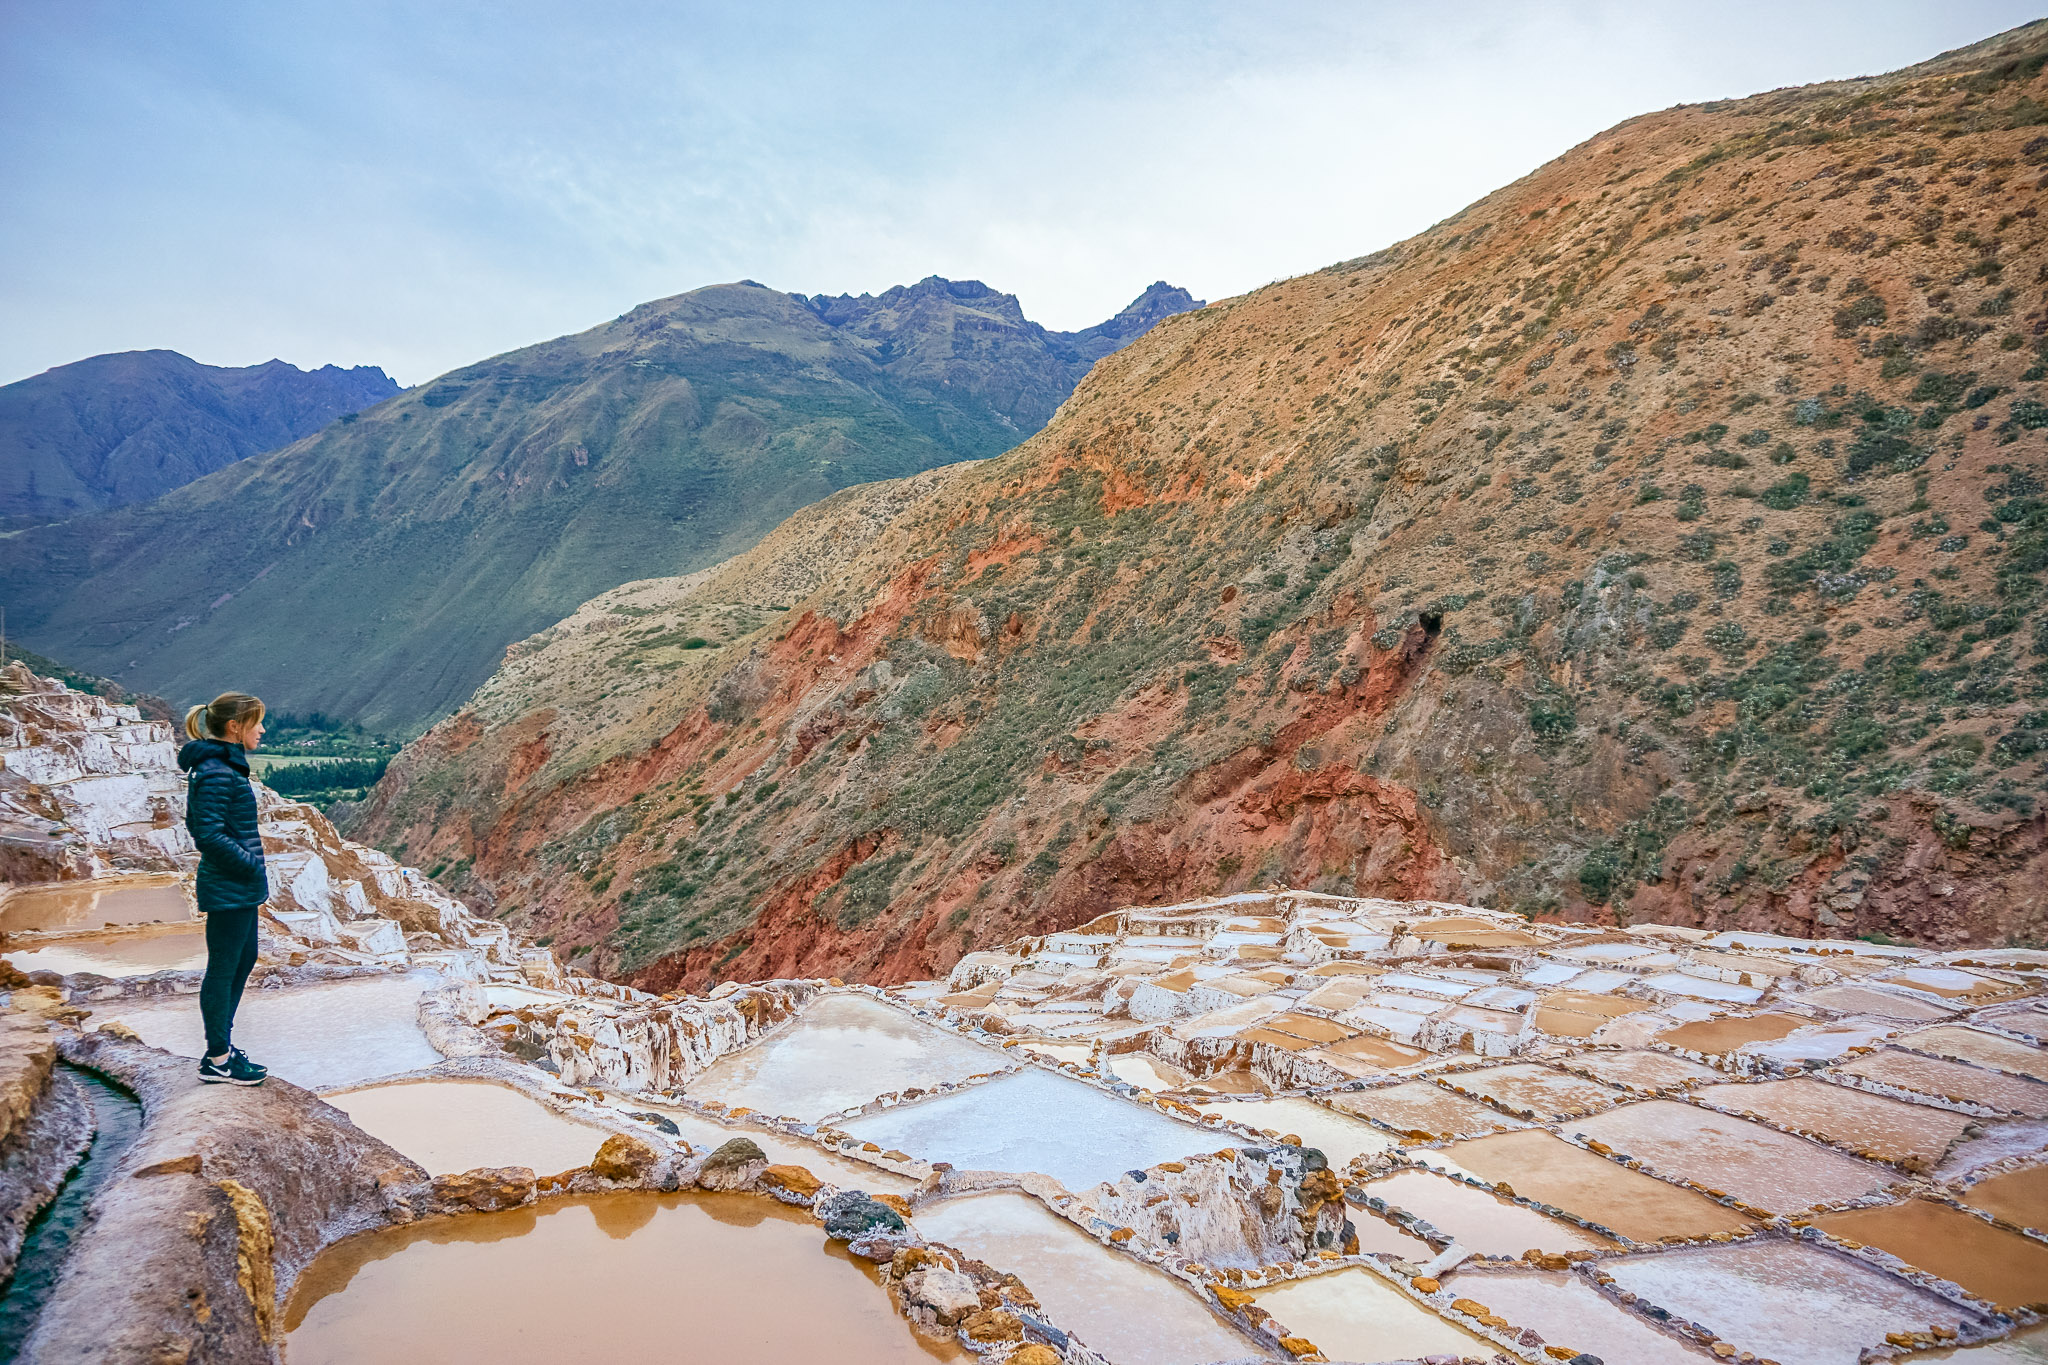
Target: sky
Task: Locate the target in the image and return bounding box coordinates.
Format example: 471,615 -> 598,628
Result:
3,1 -> 2041,387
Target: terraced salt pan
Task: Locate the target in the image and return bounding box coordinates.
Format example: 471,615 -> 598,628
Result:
1017,1042 -> 1093,1066
1572,1100 -> 1894,1212
1108,1054 -> 1189,1092
1738,1019 -> 1900,1066
1532,990 -> 1649,1038
1899,1025 -> 2048,1082
1455,1063 -> 1622,1119
326,1080 -> 611,1176
0,877 -> 189,933
1787,984 -> 1956,1021
284,1193 -> 963,1364
1960,1162 -> 2048,1232
1442,1267 -> 1715,1364
1601,1240 -> 1988,1365
1695,1078 -> 1975,1167
1939,1120 -> 2048,1182
1564,1049 -> 1720,1093
1376,972 -> 1475,998
1190,1097 -> 1398,1166
1250,1267 -> 1495,1361
1520,961 -> 1582,987
839,1069 -> 1213,1191
99,971 -> 443,1089
1883,966 -> 2018,1000
1814,1199 -> 2048,1311
1356,1169 -> 1618,1255
1328,1082 -> 1527,1140
1656,1012 -> 1805,1054
691,994 -> 998,1123
4,927 -> 207,977
1641,972 -> 1764,1003
913,1194 -> 1262,1365
1836,1050 -> 2048,1117
1442,1130 -> 1753,1242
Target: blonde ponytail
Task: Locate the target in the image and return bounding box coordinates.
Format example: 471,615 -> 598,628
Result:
185,692 -> 266,741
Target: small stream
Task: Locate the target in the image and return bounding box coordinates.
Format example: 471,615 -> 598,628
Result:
0,1067 -> 143,1361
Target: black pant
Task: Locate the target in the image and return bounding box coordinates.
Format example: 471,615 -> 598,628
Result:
200,909 -> 259,1057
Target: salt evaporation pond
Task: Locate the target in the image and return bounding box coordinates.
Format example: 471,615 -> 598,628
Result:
1442,1130 -> 1753,1242
1836,1050 -> 2048,1116
1106,1053 -> 1189,1092
1600,1240 -> 1990,1365
1356,1169 -> 1618,1255
1455,1062 -> 1623,1119
1899,1025 -> 2048,1083
326,1080 -> 612,1176
0,877 -> 189,933
99,971 -> 442,1090
839,1069 -> 1212,1190
1917,1325 -> 2048,1362
1572,1100 -> 1893,1212
1656,1012 -> 1805,1054
1695,1078 -> 1975,1167
1563,1049 -> 1719,1093
1329,1081 -> 1527,1139
1962,1162 -> 2048,1231
4,927 -> 207,978
284,1192 -> 965,1364
1813,1199 -> 2048,1311
691,994 -> 998,1123
1250,1268 -> 1495,1361
1190,1096 -> 1398,1166
914,1193 -> 1263,1365
1442,1267 -> 1716,1364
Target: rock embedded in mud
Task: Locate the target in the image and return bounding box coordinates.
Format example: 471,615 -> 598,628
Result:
819,1190 -> 909,1241
759,1163 -> 823,1200
695,1137 -> 768,1192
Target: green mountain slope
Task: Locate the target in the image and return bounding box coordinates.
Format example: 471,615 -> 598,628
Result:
0,350 -> 398,527
0,278 -> 1197,733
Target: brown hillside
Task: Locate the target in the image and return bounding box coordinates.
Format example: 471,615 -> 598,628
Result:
357,23 -> 2048,987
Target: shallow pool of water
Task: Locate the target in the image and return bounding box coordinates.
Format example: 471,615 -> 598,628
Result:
691,995 -> 998,1123
98,971 -> 443,1090
283,1192 -> 965,1364
325,1080 -> 612,1176
1443,1266 -> 1714,1364
839,1069 -> 1214,1191
1600,1239 -> 1990,1365
1250,1267 -> 1494,1361
1656,1013 -> 1805,1054
1960,1162 -> 2048,1232
1813,1198 -> 2048,1312
0,879 -> 188,934
913,1193 -> 1262,1365
1107,1054 -> 1188,1092
0,1068 -> 142,1358
1440,1130 -> 1753,1243
1572,1100 -> 1893,1213
4,928 -> 207,978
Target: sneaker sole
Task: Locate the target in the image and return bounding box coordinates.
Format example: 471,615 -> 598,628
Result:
198,1073 -> 264,1086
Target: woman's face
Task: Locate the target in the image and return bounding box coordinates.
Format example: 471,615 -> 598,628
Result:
225,715 -> 265,749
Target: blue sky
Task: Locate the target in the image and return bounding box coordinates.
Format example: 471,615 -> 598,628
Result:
3,1 -> 2040,386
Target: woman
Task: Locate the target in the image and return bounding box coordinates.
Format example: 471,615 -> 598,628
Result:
179,692 -> 271,1086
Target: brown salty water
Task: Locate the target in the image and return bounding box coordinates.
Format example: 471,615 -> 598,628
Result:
1813,1199 -> 2048,1311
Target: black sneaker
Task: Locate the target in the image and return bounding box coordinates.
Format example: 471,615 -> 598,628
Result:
198,1052 -> 265,1086
228,1047 -> 268,1080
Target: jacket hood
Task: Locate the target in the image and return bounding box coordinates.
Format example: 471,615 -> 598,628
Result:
177,737 -> 250,774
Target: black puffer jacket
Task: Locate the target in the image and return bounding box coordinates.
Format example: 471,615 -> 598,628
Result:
179,738 -> 269,913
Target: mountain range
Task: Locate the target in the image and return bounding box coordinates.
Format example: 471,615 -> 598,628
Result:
354,21 -> 2048,986
0,278 -> 1198,733
0,350 -> 398,527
